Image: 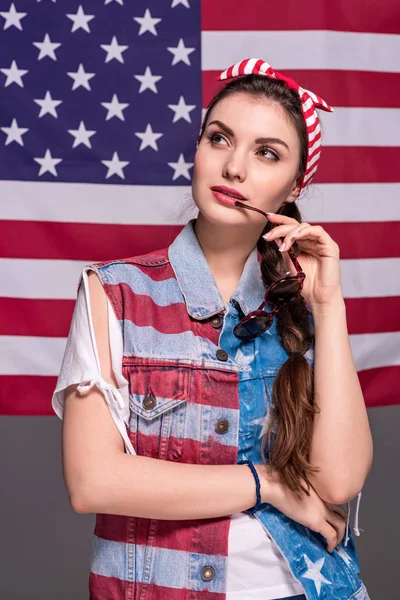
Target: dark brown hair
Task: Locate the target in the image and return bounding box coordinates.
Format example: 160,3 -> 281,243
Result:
198,74 -> 320,497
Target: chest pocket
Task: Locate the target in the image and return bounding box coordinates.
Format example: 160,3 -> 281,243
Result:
126,363 -> 191,461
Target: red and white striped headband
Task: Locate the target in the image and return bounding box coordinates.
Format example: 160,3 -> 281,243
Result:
196,57 -> 333,192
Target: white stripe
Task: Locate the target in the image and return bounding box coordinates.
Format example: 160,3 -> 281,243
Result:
306,150 -> 321,170
2,331 -> 399,375
2,257 -> 400,300
1,182 -> 400,223
0,181 -> 198,224
308,137 -> 321,156
303,164 -> 318,183
202,30 -> 400,73
305,111 -> 318,128
308,122 -> 321,143
350,332 -> 400,372
302,96 -> 314,113
300,183 -> 400,222
320,108 -> 400,147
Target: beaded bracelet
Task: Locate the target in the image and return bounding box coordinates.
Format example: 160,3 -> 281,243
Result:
238,459 -> 262,515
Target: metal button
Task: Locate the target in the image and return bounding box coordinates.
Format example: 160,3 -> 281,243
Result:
143,395 -> 156,410
216,348 -> 228,361
201,566 -> 215,581
215,419 -> 229,434
210,314 -> 223,328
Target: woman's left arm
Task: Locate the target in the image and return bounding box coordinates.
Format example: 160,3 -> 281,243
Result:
263,212 -> 374,505
307,296 -> 373,505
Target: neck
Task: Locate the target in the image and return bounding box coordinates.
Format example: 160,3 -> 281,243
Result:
193,213 -> 263,296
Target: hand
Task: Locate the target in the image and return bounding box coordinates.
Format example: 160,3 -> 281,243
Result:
262,212 -> 344,308
257,465 -> 348,553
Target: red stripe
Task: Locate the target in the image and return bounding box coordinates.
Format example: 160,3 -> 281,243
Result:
1,219 -> 399,261
202,70 -> 400,109
89,573 -> 128,600
2,362 -> 399,416
316,147 -> 400,184
201,0 -> 400,34
0,220 -> 182,260
358,365 -> 400,408
0,298 -> 74,336
314,221 -> 400,260
345,298 -> 400,335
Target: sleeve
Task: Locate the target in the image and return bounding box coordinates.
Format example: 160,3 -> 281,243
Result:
51,266 -> 136,456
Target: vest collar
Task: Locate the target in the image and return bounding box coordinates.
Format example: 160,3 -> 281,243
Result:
168,218 -> 266,320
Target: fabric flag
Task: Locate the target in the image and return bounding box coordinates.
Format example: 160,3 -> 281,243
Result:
0,0 -> 399,415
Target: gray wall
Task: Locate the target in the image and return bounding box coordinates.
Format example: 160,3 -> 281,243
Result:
1,406 -> 397,599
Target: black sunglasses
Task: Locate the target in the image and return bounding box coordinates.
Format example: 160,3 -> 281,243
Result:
232,201 -> 306,343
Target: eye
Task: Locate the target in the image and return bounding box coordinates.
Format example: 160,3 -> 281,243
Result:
207,133 -> 279,162
258,147 -> 279,161
207,132 -> 226,145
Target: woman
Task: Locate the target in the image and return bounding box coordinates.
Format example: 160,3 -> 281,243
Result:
53,58 -> 373,599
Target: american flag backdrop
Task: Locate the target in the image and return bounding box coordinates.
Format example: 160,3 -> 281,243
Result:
0,0 -> 399,415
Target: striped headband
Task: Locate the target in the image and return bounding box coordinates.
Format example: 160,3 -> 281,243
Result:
196,57 -> 333,192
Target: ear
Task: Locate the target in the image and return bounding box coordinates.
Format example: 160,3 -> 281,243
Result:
287,184 -> 301,203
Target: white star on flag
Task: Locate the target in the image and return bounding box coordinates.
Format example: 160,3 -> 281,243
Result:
67,64 -> 95,91
302,555 -> 332,596
34,149 -> 62,177
168,153 -> 193,181
101,94 -> 129,121
336,545 -> 352,566
133,9 -> 161,36
105,0 -> 123,4
34,91 -> 62,118
168,96 -> 196,123
0,60 -> 28,87
68,121 -> 96,148
135,123 -> 163,151
134,66 -> 162,94
1,118 -> 28,146
100,36 -> 128,63
0,3 -> 27,30
66,5 -> 95,33
101,152 -> 129,179
33,33 -> 62,61
251,413 -> 273,439
167,38 -> 195,66
233,347 -> 259,372
171,0 -> 190,7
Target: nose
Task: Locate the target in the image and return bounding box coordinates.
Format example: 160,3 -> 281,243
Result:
223,154 -> 246,182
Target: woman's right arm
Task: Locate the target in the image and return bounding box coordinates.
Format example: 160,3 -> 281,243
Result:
62,270 -> 279,520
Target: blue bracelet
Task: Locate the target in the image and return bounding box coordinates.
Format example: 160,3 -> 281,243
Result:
238,459 -> 262,515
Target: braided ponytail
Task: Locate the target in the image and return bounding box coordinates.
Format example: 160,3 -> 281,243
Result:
257,201 -> 320,497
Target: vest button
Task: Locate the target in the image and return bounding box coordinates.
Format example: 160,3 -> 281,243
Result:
201,566 -> 215,581
216,348 -> 228,361
215,419 -> 229,434
143,395 -> 156,410
210,314 -> 223,328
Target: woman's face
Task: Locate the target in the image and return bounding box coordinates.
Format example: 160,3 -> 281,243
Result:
192,93 -> 302,227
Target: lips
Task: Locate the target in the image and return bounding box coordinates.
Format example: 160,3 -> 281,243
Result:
210,186 -> 248,201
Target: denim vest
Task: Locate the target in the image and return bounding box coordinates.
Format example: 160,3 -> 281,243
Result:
86,218 -> 369,600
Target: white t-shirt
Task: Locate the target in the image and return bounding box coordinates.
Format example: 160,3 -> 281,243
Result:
52,267 -> 305,600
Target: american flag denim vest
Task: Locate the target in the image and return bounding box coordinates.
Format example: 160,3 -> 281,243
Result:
86,218 -> 369,600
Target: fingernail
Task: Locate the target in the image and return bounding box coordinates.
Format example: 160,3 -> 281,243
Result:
278,242 -> 286,252
263,232 -> 272,240
266,212 -> 274,216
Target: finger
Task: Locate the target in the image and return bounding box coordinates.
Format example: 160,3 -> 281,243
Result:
282,225 -> 329,252
266,212 -> 299,225
262,224 -> 301,242
317,521 -> 338,553
326,510 -> 347,547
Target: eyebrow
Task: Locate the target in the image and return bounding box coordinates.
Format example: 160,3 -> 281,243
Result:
207,119 -> 290,151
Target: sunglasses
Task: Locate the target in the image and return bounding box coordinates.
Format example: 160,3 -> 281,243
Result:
231,201 -> 306,343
